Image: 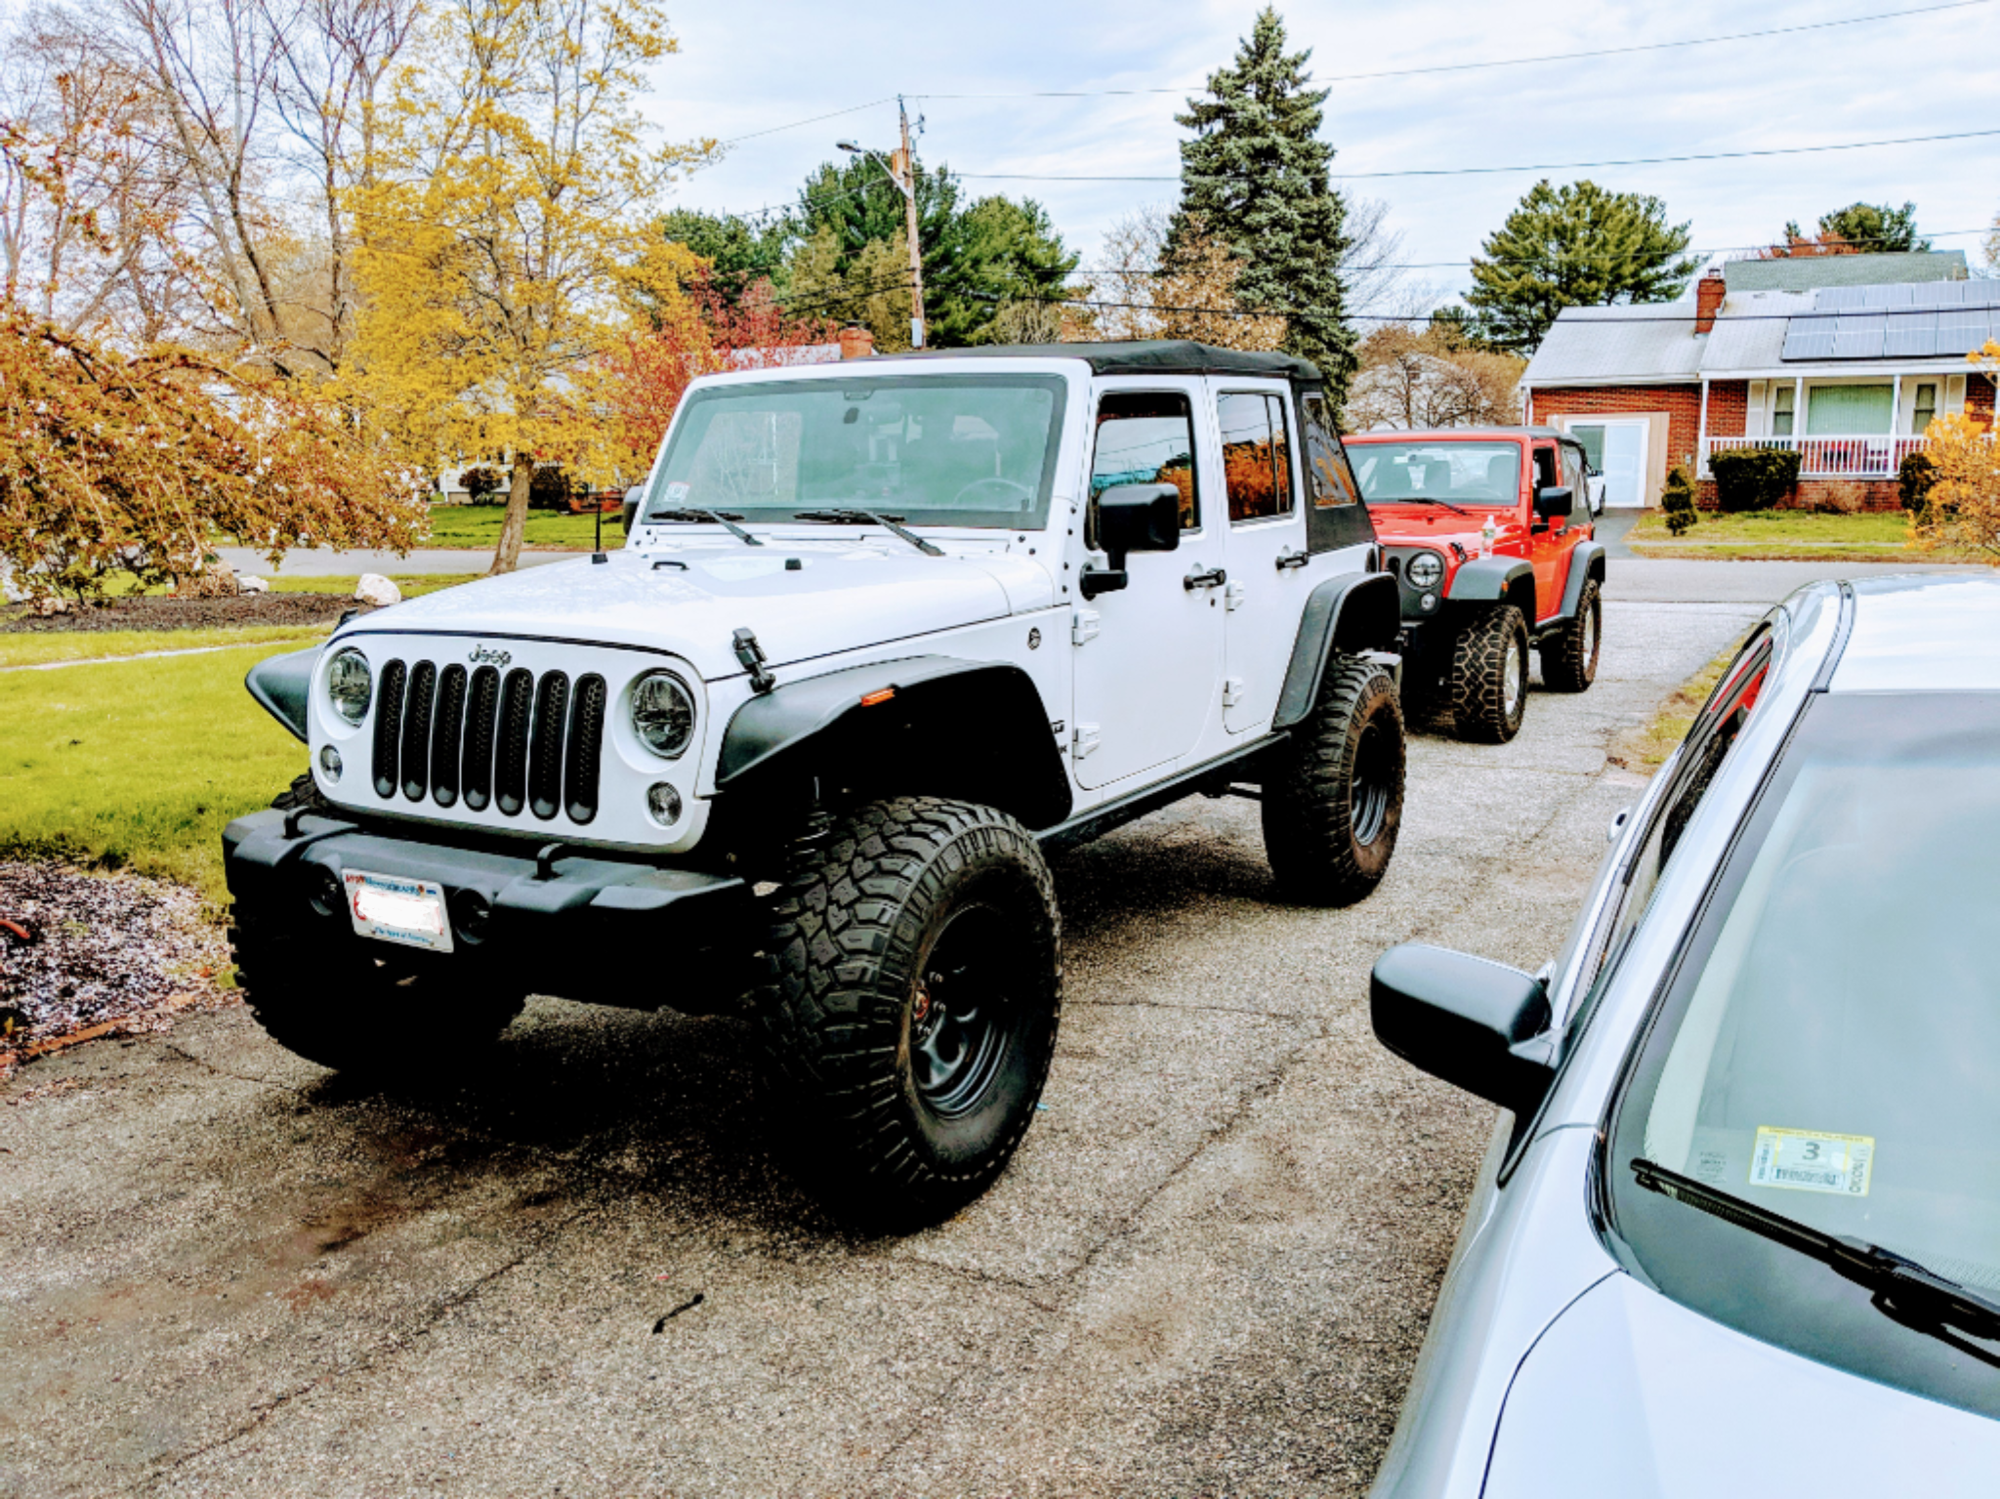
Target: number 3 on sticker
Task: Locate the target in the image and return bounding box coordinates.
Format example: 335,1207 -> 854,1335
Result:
1748,1126 -> 1874,1197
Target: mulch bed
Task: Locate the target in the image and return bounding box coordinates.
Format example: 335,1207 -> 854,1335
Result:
0,862 -> 234,1078
1,593 -> 376,634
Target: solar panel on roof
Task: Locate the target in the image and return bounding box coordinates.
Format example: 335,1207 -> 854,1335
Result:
1832,313 -> 1888,358
1961,282 -> 2000,311
1910,281 -> 1963,308
1817,286 -> 1870,311
1860,284 -> 1916,309
1884,312 -> 1939,358
1782,324 -> 1839,360
1935,309 -> 1992,355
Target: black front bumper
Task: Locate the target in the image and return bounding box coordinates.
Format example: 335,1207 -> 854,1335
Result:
223,810 -> 757,1008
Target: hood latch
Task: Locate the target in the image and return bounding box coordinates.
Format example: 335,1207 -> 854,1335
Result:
733,628 -> 777,694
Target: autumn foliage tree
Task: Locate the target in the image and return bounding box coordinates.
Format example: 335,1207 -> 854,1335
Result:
1911,342 -> 2000,559
0,311 -> 420,601
345,0 -> 711,572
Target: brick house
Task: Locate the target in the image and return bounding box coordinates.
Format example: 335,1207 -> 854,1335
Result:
1519,251 -> 1996,509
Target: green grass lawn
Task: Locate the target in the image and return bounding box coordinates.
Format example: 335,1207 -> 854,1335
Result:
0,627 -> 326,670
419,505 -> 625,551
0,641 -> 311,902
1630,510 -> 1916,545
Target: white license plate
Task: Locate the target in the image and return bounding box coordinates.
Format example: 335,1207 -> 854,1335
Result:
343,870 -> 454,953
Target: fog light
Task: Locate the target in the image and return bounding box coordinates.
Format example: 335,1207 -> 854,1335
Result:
319,744 -> 343,782
646,782 -> 682,827
1419,593 -> 1437,612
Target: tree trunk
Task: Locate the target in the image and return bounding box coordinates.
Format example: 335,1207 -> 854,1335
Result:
493,452 -> 532,574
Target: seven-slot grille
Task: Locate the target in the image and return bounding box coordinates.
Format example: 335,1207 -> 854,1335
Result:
370,658 -> 608,824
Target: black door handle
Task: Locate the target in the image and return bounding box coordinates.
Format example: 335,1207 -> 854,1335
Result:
1184,566 -> 1227,591
1275,549 -> 1310,571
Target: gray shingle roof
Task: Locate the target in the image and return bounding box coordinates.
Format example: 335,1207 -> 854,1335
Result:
1722,251 -> 1967,293
1521,304 -> 1705,385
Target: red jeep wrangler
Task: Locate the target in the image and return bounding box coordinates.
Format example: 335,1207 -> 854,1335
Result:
1343,428 -> 1605,742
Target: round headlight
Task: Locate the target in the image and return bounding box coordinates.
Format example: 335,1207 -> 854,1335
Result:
1405,551 -> 1444,590
326,648 -> 372,725
630,671 -> 696,759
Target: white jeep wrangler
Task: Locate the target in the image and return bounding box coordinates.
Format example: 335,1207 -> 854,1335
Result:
226,341 -> 1407,1226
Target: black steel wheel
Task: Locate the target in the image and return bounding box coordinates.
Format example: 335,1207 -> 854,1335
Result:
1540,577 -> 1602,692
758,797 -> 1061,1228
1262,655 -> 1406,906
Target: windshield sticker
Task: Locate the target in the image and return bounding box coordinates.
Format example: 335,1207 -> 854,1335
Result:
1748,1127 -> 1874,1197
664,481 -> 690,504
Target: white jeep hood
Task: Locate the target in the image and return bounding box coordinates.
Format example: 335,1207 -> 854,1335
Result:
361,540 -> 1050,680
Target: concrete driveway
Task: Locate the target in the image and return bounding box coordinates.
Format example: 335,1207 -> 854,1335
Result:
0,566 -> 1857,1496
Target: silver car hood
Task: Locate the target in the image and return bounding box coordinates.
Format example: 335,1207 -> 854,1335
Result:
360,540 -> 1049,680
1484,1272 -> 2000,1497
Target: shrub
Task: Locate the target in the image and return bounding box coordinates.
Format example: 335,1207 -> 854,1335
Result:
1810,480 -> 1867,515
528,466 -> 573,511
1660,464 -> 1699,535
1911,412 -> 2000,560
1708,447 -> 1801,512
1898,451 -> 1936,514
461,465 -> 502,502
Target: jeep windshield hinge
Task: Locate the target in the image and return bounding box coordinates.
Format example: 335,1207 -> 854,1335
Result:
733,627 -> 776,694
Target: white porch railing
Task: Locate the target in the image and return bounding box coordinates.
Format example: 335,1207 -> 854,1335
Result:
1702,434 -> 1928,479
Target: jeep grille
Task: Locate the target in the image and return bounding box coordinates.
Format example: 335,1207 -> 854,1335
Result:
369,657 -> 607,825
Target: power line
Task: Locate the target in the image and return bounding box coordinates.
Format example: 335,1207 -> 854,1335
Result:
911,0 -> 1995,99
956,127 -> 2000,184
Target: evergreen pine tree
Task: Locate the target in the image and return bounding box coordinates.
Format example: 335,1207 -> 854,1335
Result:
1168,7 -> 1356,398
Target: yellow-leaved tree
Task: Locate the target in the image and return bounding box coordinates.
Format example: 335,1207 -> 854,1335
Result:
1911,339 -> 2000,561
344,0 -> 711,572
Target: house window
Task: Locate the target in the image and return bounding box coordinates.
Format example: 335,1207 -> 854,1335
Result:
1913,382 -> 1938,434
1772,386 -> 1795,437
1806,384 -> 1893,437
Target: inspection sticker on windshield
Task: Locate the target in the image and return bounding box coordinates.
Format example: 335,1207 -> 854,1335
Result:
1749,1127 -> 1874,1197
663,481 -> 690,504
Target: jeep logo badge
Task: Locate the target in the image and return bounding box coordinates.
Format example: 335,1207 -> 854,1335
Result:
468,645 -> 512,667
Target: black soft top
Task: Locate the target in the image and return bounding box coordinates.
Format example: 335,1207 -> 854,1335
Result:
869,339 -> 1323,383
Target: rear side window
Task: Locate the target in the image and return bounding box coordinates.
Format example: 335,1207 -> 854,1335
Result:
1300,393 -> 1358,508
1560,443 -> 1586,496
1091,391 -> 1200,531
1216,391 -> 1296,523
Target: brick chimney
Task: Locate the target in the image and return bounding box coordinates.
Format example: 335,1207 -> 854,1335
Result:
1694,270 -> 1726,335
839,323 -> 875,360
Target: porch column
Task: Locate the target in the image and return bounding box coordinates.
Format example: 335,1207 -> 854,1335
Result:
1697,378 -> 1710,476
1887,374 -> 1903,438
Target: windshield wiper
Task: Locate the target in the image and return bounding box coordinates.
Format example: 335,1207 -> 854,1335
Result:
791,508 -> 943,557
1372,493 -> 1473,517
642,507 -> 763,547
1632,1158 -> 2000,1347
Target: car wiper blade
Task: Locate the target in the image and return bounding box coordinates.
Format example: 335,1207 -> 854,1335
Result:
642,507 -> 763,547
791,508 -> 943,557
1372,493 -> 1473,517
1631,1158 -> 2000,1344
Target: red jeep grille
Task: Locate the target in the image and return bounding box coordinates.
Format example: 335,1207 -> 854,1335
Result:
368,658 -> 606,825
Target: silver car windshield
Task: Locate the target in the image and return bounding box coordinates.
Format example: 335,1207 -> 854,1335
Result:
645,374 -> 1068,530
1609,690 -> 2000,1418
1349,442 -> 1520,506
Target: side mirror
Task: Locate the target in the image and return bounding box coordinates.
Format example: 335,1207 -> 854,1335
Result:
1082,483 -> 1181,599
1534,485 -> 1574,520
621,484 -> 644,538
1370,943 -> 1557,1116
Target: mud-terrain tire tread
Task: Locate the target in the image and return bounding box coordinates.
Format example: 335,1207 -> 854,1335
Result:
1261,655 -> 1405,907
756,796 -> 1061,1228
1539,577 -> 1601,693
1450,604 -> 1530,743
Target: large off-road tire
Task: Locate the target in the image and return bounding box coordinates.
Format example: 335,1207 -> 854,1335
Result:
229,780 -> 524,1081
758,797 -> 1062,1229
1261,655 -> 1406,906
1450,604 -> 1531,743
1539,577 -> 1602,693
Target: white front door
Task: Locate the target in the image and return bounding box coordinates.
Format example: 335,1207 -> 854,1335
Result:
1070,378 -> 1224,791
1569,419 -> 1647,508
1211,382 -> 1311,734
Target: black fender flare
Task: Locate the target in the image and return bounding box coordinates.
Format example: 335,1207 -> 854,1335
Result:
716,654 -> 1073,829
1273,572 -> 1402,730
1552,540 -> 1607,624
245,646 -> 319,743
1445,556 -> 1536,620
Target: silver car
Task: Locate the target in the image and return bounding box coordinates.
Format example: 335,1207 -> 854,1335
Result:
1369,574 -> 2000,1497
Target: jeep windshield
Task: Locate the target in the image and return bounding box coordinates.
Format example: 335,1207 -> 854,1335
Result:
1349,441 -> 1520,507
1606,691 -> 2000,1419
645,374 -> 1068,530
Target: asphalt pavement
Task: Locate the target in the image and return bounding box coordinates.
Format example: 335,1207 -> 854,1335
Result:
0,556 -> 1937,1497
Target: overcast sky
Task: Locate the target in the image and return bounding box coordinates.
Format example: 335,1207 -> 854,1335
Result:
639,0 -> 2000,315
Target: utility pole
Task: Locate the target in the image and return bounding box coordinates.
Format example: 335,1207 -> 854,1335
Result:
894,96 -> 926,349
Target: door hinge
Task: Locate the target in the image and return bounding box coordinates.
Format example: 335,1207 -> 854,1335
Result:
1071,609 -> 1101,646
1072,723 -> 1101,759
1222,677 -> 1245,708
1223,581 -> 1246,612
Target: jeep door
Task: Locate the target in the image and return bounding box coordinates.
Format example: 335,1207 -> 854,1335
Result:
1070,380 -> 1225,790
1527,439 -> 1569,622
1209,383 -> 1314,734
